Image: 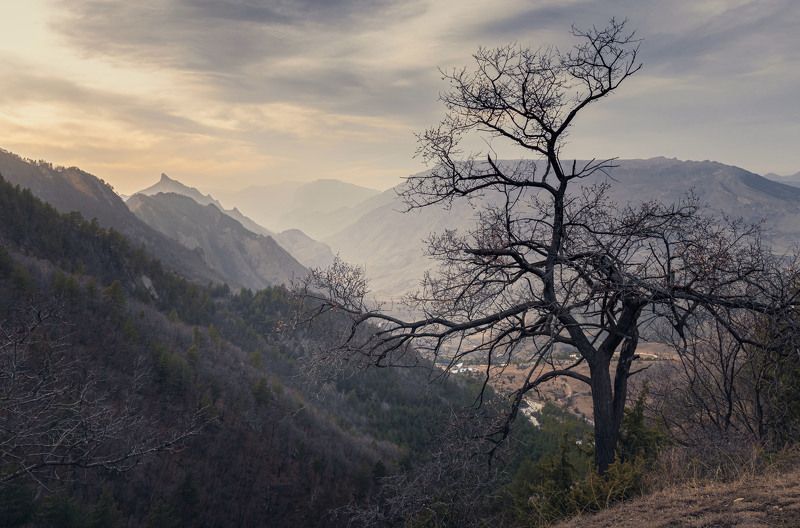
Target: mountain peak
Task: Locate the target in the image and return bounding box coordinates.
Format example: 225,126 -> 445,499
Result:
160,173 -> 173,182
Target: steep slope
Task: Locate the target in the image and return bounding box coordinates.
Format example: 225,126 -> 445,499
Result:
0,175 -> 487,527
327,158 -> 800,299
217,179 -> 381,238
128,192 -> 307,289
135,173 -> 336,268
0,148 -> 222,285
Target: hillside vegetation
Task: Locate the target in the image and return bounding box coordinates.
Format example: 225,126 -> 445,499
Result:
0,148 -> 223,286
0,176 -> 525,526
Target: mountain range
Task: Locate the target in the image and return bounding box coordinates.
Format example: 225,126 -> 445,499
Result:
0,148 -> 224,285
136,173 -> 335,269
322,158 -> 800,299
127,192 -> 307,290
0,150 -> 337,289
4,147 -> 800,302
3,143 -> 799,526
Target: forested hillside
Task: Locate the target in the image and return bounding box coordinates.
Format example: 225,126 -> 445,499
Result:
0,149 -> 223,286
0,176 -> 554,526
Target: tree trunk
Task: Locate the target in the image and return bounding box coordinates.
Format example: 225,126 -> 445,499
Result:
590,357 -> 619,475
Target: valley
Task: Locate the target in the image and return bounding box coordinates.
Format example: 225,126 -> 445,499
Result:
443,342 -> 677,425
1,116 -> 798,528
2,5 -> 799,527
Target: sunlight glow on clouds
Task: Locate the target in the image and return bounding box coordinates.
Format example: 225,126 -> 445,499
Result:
0,0 -> 797,194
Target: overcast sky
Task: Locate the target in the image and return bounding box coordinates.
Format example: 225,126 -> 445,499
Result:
0,0 -> 797,194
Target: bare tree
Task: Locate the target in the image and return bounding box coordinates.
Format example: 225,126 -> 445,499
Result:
300,19 -> 796,474
648,305 -> 800,455
0,306 -> 206,488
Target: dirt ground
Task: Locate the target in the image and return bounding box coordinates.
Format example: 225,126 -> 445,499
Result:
554,466 -> 800,528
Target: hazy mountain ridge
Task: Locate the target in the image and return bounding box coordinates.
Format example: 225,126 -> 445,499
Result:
135,173 -> 336,268
325,187 -> 479,299
215,178 -> 381,239
765,170 -> 800,188
128,192 -> 307,289
0,148 -> 224,285
326,158 -> 800,299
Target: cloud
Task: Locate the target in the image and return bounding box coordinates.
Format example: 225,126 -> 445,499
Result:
0,66 -> 219,136
51,1 -> 800,118
474,0 -> 800,77
51,0 -> 436,118
1,0 -> 797,193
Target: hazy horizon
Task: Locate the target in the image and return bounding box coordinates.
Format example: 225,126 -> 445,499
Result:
1,1 -> 798,195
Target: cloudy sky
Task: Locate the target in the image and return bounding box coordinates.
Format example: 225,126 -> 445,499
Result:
0,0 -> 797,194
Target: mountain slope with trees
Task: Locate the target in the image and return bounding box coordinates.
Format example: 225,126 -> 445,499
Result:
0,148 -> 223,286
0,175 -> 518,527
127,192 -> 307,289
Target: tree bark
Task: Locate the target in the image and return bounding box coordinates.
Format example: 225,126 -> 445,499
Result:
590,356 -> 619,474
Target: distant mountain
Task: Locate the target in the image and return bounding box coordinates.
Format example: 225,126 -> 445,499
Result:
0,148 -> 223,285
138,173 -> 273,237
212,180 -> 301,229
327,158 -> 800,299
326,188 -> 477,298
133,173 -> 335,269
600,159 -> 800,240
128,192 -> 307,289
216,179 -> 381,239
764,170 -> 800,188
273,228 -> 335,270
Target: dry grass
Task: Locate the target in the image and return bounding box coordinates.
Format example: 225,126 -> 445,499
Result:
553,463 -> 800,528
